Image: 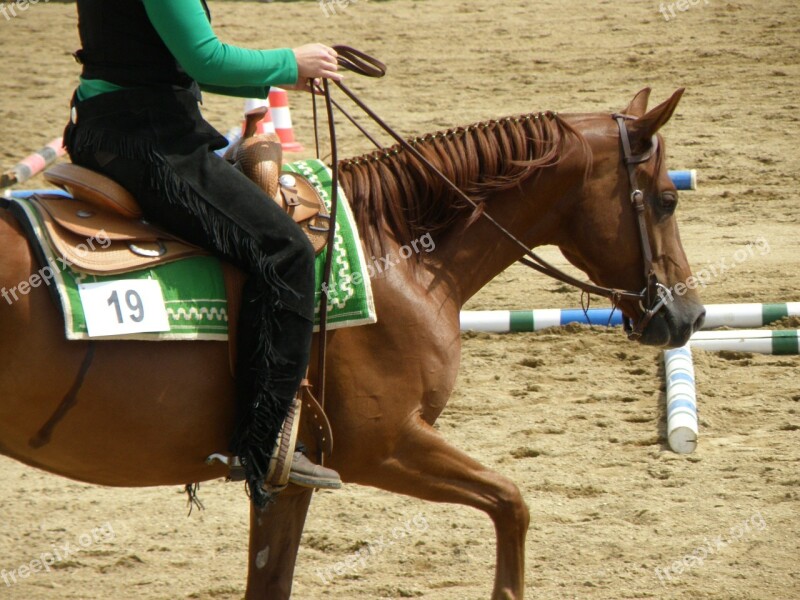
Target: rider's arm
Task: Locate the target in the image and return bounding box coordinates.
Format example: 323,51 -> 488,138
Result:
142,0 -> 298,98
196,83 -> 279,99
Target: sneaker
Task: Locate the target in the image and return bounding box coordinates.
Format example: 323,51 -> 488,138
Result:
288,451 -> 342,489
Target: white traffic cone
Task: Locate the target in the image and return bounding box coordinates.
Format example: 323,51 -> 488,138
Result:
268,87 -> 304,152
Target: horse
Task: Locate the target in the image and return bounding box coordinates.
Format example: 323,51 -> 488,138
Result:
0,87 -> 704,599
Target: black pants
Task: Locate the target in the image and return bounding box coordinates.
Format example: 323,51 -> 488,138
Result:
65,87 -> 315,506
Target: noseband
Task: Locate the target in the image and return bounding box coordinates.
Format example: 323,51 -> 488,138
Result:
318,47 -> 670,343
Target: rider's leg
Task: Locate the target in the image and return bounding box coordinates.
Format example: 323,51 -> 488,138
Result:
68,146 -> 341,506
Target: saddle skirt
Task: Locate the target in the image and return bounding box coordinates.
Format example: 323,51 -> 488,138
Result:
32,192 -> 205,275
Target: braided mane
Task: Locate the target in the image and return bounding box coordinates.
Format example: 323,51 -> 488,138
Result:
338,111 -> 589,253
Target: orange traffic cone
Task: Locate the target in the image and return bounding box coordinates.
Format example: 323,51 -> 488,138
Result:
242,98 -> 276,136
268,87 -> 304,152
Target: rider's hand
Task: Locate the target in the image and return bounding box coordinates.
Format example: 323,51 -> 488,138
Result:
293,44 -> 342,82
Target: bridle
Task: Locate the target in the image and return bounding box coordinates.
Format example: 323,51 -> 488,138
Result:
612,114 -> 673,340
311,48 -> 672,412
512,118 -> 670,341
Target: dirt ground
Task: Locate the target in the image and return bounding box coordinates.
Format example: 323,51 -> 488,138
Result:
1,1 -> 798,599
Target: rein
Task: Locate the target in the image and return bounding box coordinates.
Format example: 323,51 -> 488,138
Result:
309,47 -> 389,431
311,48 -> 670,417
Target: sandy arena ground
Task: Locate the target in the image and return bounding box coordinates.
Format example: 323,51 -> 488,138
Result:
0,1 -> 798,598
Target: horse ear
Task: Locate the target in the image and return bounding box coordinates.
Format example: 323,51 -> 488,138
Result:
622,88 -> 651,118
628,88 -> 685,148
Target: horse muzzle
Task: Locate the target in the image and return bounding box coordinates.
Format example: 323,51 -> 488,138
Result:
624,292 -> 706,347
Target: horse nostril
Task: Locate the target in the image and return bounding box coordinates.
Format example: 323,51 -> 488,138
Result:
693,308 -> 706,333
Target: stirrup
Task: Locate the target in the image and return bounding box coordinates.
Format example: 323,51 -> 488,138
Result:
263,395 -> 303,491
206,395 -> 314,489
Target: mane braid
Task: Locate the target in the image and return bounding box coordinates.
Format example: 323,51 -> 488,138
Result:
338,111 -> 587,255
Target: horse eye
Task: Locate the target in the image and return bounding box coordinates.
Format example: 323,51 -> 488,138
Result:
659,191 -> 678,212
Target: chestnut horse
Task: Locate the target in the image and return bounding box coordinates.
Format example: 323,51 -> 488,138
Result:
0,88 -> 703,599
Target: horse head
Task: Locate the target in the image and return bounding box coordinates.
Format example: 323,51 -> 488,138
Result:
340,88 -> 703,347
551,88 -> 705,347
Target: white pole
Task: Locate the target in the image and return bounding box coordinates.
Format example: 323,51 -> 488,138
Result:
689,329 -> 799,354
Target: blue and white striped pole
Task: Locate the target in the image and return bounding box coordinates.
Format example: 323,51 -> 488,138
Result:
668,169 -> 697,191
664,346 -> 698,454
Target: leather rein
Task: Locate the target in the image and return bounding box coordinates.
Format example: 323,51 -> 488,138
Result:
311,47 -> 670,416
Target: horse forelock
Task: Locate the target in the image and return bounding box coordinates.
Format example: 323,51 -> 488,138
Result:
339,112 -> 589,255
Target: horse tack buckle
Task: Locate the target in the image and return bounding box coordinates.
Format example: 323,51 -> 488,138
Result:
307,213 -> 331,233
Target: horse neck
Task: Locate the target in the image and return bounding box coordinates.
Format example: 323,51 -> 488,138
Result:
429,171 -> 572,306
339,112 -> 588,308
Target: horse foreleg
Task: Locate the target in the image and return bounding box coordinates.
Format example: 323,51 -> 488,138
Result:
348,418 -> 530,600
244,487 -> 314,600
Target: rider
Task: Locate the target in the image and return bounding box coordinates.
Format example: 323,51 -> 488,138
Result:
64,0 -> 343,506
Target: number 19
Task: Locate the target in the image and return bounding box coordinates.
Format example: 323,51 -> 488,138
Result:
107,289 -> 145,324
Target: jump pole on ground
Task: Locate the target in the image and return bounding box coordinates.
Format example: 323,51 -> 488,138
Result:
668,169 -> 697,191
689,329 -> 800,355
663,345 -> 698,454
0,138 -> 65,189
459,303 -> 800,333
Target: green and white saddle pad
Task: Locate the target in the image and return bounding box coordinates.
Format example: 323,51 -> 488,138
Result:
11,159 -> 376,341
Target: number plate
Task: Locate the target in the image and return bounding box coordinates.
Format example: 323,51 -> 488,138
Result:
78,280 -> 170,337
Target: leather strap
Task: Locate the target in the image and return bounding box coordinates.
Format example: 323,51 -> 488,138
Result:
310,47 -> 386,463
299,378 -> 334,456
29,343 -> 96,449
613,115 -> 669,339
314,79 -> 340,445
334,46 -> 387,78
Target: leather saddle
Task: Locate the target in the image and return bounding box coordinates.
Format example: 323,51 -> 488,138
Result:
224,106 -> 331,254
43,112 -> 330,270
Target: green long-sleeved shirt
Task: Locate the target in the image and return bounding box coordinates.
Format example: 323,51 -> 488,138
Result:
77,0 -> 297,100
